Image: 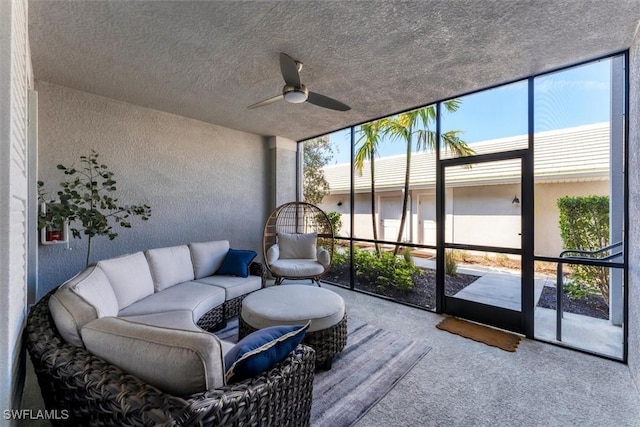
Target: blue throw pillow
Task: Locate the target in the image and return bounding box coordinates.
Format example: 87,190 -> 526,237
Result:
215,249 -> 257,278
225,322 -> 310,383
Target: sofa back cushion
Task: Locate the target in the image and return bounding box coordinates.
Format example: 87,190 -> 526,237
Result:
81,316 -> 226,396
278,232 -> 317,259
97,252 -> 154,309
48,265 -> 117,347
189,240 -> 230,279
70,266 -> 119,317
145,245 -> 195,291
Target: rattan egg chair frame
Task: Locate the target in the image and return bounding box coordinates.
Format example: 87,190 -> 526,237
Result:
263,202 -> 334,286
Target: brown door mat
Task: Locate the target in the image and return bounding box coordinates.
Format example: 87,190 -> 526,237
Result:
436,317 -> 521,352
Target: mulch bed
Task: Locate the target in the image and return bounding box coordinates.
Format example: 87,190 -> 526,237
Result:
324,265 -> 478,310
537,286 -> 609,320
324,264 -> 609,319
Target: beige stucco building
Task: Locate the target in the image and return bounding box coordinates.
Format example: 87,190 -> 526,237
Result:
320,122 -> 611,257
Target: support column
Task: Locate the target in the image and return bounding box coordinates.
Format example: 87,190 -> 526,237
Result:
268,136 -> 298,211
610,56 -> 624,326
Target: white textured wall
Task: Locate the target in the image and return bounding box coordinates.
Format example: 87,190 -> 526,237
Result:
0,0 -> 30,419
36,82 -> 269,296
628,27 -> 640,391
268,136 -> 297,209
321,180 -> 608,256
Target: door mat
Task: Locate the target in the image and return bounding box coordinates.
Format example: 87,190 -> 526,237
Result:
436,317 -> 521,352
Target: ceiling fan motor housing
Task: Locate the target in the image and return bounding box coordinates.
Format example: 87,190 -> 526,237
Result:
283,84 -> 309,103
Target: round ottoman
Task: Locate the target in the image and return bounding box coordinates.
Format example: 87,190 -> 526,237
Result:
239,286 -> 347,369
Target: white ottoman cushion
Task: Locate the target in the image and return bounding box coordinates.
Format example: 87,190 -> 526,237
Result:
241,286 -> 345,333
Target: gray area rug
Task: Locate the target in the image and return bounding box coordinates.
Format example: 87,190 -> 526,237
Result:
216,317 -> 431,427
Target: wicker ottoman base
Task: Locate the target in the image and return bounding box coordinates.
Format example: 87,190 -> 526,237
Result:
240,313 -> 347,369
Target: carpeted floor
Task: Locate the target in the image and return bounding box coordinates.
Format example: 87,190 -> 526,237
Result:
217,317 -> 431,427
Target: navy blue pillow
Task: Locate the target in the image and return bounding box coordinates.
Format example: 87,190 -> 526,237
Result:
215,249 -> 257,278
225,322 -> 309,383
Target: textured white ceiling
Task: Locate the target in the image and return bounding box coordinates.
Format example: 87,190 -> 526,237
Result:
29,1 -> 640,141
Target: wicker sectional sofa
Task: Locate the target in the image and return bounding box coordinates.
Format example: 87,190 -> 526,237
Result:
25,240 -> 316,426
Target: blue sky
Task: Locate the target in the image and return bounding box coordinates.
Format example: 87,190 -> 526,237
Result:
325,58 -> 612,165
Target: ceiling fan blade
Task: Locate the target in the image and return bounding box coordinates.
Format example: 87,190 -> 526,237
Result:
307,91 -> 351,111
280,53 -> 301,87
247,94 -> 284,110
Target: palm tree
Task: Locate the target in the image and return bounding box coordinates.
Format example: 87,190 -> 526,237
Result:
384,101 -> 474,255
355,120 -> 385,254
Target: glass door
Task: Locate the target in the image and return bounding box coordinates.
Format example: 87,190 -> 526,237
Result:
438,150 -> 533,335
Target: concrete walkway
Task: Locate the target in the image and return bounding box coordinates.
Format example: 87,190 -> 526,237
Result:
412,257 -> 623,359
413,256 -> 546,311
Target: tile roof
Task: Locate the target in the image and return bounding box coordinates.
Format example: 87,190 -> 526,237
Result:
322,122 -> 610,193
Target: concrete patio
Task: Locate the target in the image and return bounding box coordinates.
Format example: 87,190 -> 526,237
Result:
326,283 -> 640,426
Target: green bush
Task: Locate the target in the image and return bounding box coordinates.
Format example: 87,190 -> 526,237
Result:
330,246 -> 419,291
557,195 -> 609,301
325,211 -> 343,237
353,247 -> 418,291
402,246 -> 414,265
331,247 -> 349,268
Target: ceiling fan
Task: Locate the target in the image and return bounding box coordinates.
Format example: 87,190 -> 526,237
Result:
247,53 -> 351,112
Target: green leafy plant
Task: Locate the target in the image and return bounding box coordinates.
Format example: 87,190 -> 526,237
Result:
353,247 -> 419,291
325,211 -> 343,238
331,247 -> 350,268
38,150 -> 152,266
557,195 -> 609,301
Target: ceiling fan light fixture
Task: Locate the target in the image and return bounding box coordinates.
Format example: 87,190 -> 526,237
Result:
283,85 -> 309,103
284,91 -> 307,103
248,54 -> 349,111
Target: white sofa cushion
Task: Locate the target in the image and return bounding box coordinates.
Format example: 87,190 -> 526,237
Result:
120,310 -> 202,332
97,252 -> 154,309
81,316 -> 225,396
189,240 -> 230,279
68,265 -> 119,317
269,259 -> 325,277
196,275 -> 261,300
48,266 -> 119,347
278,232 -> 317,259
145,245 -> 195,291
118,281 -> 225,322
